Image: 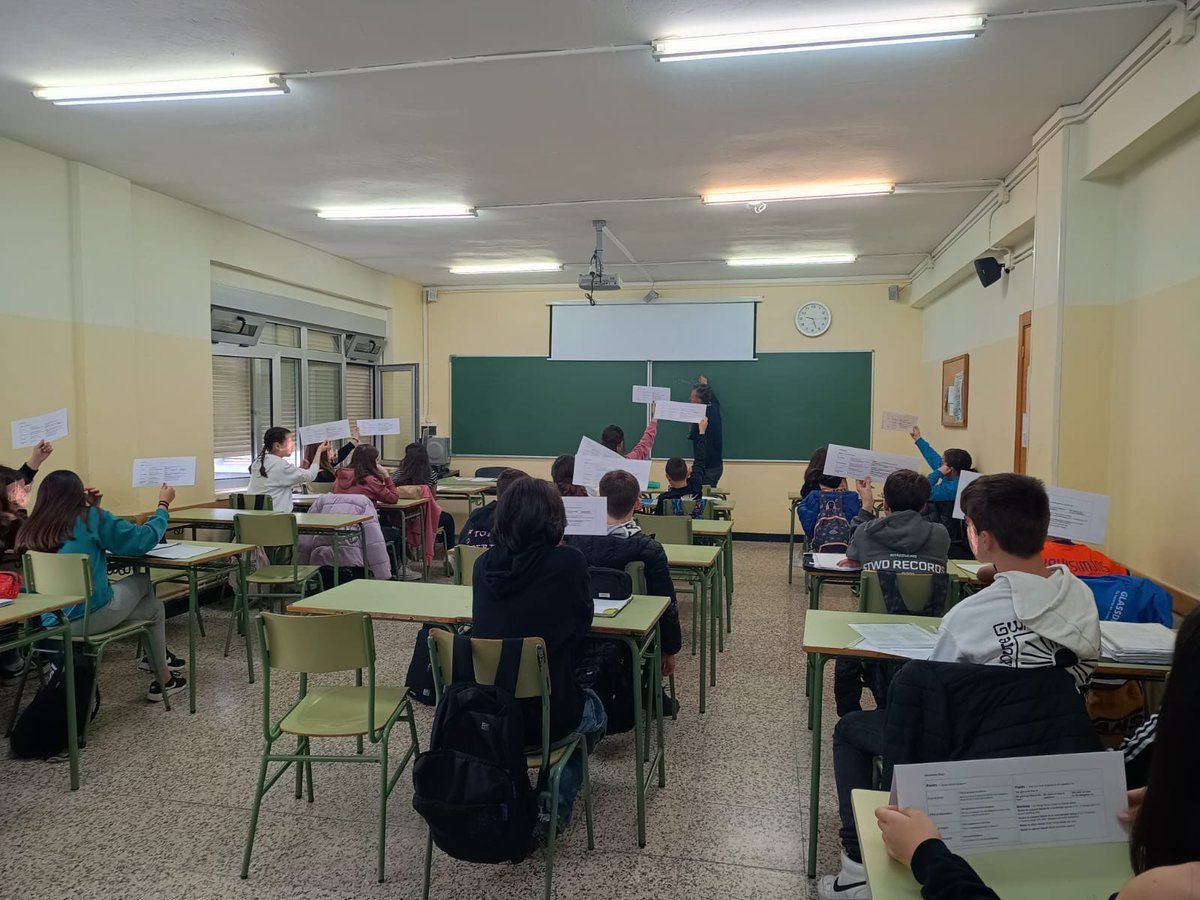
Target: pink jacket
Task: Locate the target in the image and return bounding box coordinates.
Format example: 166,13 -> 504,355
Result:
298,493 -> 392,580
333,468 -> 400,505
394,484 -> 443,567
625,420 -> 658,460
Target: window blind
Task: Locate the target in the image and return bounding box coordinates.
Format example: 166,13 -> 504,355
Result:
345,364 -> 374,424
212,356 -> 252,479
307,361 -> 342,425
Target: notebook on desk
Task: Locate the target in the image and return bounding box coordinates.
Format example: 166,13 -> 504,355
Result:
804,552 -> 861,572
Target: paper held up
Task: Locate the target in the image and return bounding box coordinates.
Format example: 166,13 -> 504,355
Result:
577,435 -> 622,460
11,408 -> 69,449
356,418 -> 401,436
880,411 -> 919,432
632,385 -> 671,405
953,472 -> 1110,544
952,469 -> 984,519
654,399 -> 707,424
823,444 -> 924,482
133,456 -> 197,488
562,496 -> 608,535
298,420 -> 352,446
573,437 -> 651,490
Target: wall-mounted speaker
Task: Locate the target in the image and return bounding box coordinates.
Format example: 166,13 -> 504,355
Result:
974,257 -> 1007,288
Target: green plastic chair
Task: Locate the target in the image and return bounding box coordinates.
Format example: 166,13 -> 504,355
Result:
230,493 -> 274,510
424,630 -> 594,900
625,561 -> 676,721
634,513 -> 692,545
452,544 -> 487,586
241,611 -> 419,882
16,551 -> 172,741
858,570 -> 961,614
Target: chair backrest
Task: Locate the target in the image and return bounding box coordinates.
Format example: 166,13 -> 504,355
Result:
23,551 -> 94,628
635,513 -> 692,545
427,629 -> 547,700
474,467 -> 507,479
859,570 -> 959,614
305,481 -> 335,494
453,544 -> 488,586
230,493 -> 274,510
659,497 -> 715,520
234,513 -> 299,551
624,560 -> 647,594
259,611 -> 372,673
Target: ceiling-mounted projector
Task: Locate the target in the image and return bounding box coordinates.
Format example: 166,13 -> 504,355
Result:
579,272 -> 623,291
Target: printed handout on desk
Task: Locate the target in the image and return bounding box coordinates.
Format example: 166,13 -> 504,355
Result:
807,553 -> 857,571
132,456 -> 197,488
11,408 -> 69,449
593,596 -> 631,618
654,399 -> 707,424
849,623 -> 938,659
355,417 -> 401,436
563,496 -> 608,535
632,385 -> 671,405
952,469 -> 984,519
893,751 -> 1129,855
298,419 -> 352,446
823,444 -> 924,482
880,411 -> 919,432
1046,486 -> 1110,544
144,543 -> 216,561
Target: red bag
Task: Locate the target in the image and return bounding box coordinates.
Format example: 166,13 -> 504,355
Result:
0,572 -> 21,600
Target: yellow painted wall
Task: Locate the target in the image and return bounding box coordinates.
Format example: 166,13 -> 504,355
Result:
424,282 -> 923,533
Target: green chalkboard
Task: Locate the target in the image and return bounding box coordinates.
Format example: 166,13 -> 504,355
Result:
450,356 -> 649,457
650,353 -> 873,461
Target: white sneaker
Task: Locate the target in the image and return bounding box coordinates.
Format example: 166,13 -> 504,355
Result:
816,853 -> 871,900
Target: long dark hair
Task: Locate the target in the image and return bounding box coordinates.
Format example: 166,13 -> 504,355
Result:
347,445 -> 383,485
394,442 -> 431,486
551,455 -> 588,497
0,466 -> 24,526
1130,606 -> 1200,872
253,426 -> 292,477
804,447 -> 829,485
943,448 -> 976,476
16,470 -> 91,553
302,443 -> 336,477
493,478 -> 565,553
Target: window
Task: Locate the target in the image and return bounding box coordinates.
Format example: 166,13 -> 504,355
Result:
308,330 -> 341,353
306,361 -> 342,426
212,356 -> 271,483
281,357 -> 301,464
345,365 -> 374,426
260,322 -> 300,347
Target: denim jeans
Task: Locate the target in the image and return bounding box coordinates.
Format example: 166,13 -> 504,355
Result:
540,688 -> 607,829
832,709 -> 886,863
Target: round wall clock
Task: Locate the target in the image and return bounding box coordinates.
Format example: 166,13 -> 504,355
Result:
795,301 -> 832,337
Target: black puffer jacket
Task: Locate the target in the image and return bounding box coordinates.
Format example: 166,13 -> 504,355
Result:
566,533 -> 682,656
882,660 -> 1101,780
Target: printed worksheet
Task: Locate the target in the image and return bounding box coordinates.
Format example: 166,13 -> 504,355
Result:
823,444 -> 924,481
880,411 -> 919,432
11,408 -> 69,449
849,623 -> 938,659
1046,486 -> 1110,544
562,496 -> 608,535
893,752 -> 1128,854
356,418 -> 401,436
577,435 -> 622,460
632,385 -> 671,405
573,454 -> 651,491
298,419 -> 352,446
132,456 -> 197,488
952,469 -> 984,519
654,399 -> 707,424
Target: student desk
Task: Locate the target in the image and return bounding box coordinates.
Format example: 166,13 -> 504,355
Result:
289,580 -> 670,847
1,593 -> 84,789
291,494 -> 431,579
851,789 -> 1131,899
803,609 -> 1171,878
167,509 -> 371,587
434,478 -> 493,512
787,492 -> 804,583
692,518 -> 734,641
663,542 -> 722,714
110,541 -> 256,714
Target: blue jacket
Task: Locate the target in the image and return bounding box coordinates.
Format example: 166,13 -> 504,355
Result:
915,438 -> 960,503
798,489 -> 862,538
1082,576 -> 1173,627
42,506 -> 168,626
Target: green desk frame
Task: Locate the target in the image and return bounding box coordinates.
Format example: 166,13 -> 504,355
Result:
787,492 -> 803,584
664,543 -> 722,714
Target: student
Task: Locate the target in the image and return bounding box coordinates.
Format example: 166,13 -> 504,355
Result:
567,470 -> 681,693
601,402 -> 658,460
910,426 -> 974,503
471,478 -> 605,841
17,471 -> 187,702
247,426 -> 328,514
818,473 -> 1101,900
393,442 -> 456,551
0,467 -> 31,680
801,446 -> 830,499
833,471 -> 950,716
689,376 -> 723,486
8,440 -> 54,489
873,606 -> 1200,900
551,455 -> 589,498
300,426 -> 359,483
459,468 -> 529,548
798,473 -> 862,551
654,455 -> 702,516
333,444 -> 398,505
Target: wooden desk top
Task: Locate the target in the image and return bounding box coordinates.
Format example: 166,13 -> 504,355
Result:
110,541 -> 257,569
169,509 -> 372,530
291,494 -> 428,511
692,519 -> 733,537
851,789 -> 1131,900
662,543 -> 722,568
436,479 -> 495,495
0,593 -> 84,627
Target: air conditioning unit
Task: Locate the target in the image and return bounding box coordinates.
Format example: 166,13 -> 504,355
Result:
210,307 -> 264,346
345,333 -> 387,363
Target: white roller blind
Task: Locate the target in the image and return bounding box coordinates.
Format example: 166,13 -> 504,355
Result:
550,301 -> 757,361
307,361 -> 342,424
345,364 -> 374,424
280,358 -> 300,430
213,356 -> 251,479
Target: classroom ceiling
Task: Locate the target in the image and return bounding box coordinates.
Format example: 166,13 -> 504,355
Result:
0,1 -> 1170,288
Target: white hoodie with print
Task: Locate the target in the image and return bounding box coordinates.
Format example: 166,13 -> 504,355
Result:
930,564 -> 1101,689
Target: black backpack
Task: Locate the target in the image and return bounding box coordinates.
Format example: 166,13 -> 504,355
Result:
405,624 -> 440,706
575,638 -> 635,735
411,635 -> 536,864
10,652 -> 99,759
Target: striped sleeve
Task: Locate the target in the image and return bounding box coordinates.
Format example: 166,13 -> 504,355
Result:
1120,714 -> 1158,763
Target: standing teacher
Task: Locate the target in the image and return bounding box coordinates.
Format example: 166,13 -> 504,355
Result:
689,375 -> 723,487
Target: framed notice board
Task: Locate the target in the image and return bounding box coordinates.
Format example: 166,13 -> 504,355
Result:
941,354 -> 969,428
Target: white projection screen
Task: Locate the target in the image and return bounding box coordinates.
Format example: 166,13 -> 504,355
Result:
549,301 -> 758,361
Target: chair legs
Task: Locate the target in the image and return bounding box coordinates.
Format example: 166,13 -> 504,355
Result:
241,747 -> 271,879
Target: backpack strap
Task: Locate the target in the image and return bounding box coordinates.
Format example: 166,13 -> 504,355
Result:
451,633 -> 478,685
493,638 -> 525,696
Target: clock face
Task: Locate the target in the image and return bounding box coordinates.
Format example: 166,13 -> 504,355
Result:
795,302 -> 832,337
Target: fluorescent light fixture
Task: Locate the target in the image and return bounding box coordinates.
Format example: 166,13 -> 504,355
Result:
33,74 -> 288,105
703,183 -> 895,205
317,205 -> 478,220
727,254 -> 858,267
449,262 -> 563,275
653,15 -> 986,62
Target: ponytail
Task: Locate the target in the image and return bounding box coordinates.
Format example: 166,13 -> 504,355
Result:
253,426 -> 292,477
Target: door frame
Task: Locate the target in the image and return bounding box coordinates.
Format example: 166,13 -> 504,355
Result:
1013,310 -> 1033,473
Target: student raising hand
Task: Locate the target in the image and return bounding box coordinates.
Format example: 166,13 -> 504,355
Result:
27,440 -> 54,470
876,806 -> 942,866
910,425 -> 921,441
698,416 -> 708,435
855,477 -> 874,506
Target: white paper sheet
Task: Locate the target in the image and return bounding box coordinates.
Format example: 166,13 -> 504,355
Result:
849,623 -> 938,658
823,444 -> 925,482
298,419 -> 352,446
11,408 -> 69,449
952,469 -> 984,519
132,456 -> 197,488
577,435 -> 622,460
563,496 -> 609,535
880,411 -> 919,432
593,596 -> 631,617
356,417 -> 401,436
632,385 -> 671,405
893,752 -> 1129,854
654,399 -> 707,424
1046,486 -> 1110,544
807,553 -> 857,571
573,453 -> 651,491
144,543 -> 216,560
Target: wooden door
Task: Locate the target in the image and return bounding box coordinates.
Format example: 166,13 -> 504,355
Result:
1014,311 -> 1032,473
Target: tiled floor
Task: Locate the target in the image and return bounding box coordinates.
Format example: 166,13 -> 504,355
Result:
0,541 -> 858,899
